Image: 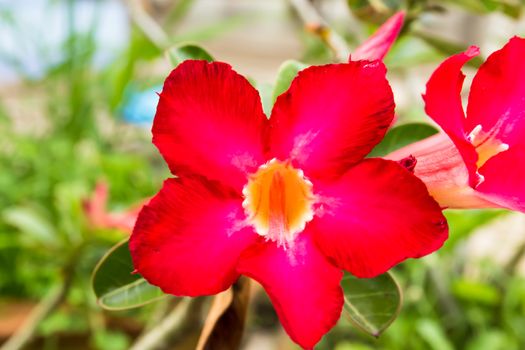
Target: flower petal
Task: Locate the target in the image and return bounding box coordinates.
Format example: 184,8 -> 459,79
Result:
311,158 -> 448,278
466,36 -> 525,147
153,60 -> 268,192
385,133 -> 496,209
351,11 -> 405,61
130,177 -> 257,296
237,233 -> 343,349
476,145 -> 525,212
269,62 -> 395,181
423,46 -> 481,187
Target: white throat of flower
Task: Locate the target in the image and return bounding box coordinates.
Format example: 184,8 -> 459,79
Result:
468,124 -> 509,185
242,159 -> 315,248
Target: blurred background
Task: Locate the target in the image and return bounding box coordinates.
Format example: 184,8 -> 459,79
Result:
1,0 -> 525,349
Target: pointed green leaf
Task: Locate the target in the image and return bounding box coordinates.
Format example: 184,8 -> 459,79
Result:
342,272 -> 402,337
368,122 -> 439,157
256,82 -> 273,118
272,60 -> 308,104
3,206 -> 59,248
414,32 -> 484,68
91,240 -> 166,310
165,43 -> 214,68
416,319 -> 454,350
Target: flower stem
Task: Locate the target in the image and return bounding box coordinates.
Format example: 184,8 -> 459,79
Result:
196,277 -> 252,350
123,0 -> 171,49
288,0 -> 350,62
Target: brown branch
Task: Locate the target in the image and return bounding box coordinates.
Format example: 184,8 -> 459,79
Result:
197,277 -> 252,350
289,0 -> 350,62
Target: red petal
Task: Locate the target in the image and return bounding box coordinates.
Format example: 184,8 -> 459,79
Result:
466,37 -> 525,147
477,145 -> 525,212
386,133 -> 496,209
269,62 -> 394,181
237,233 -> 343,349
351,11 -> 405,61
130,177 -> 257,296
311,158 -> 448,278
153,60 -> 268,192
423,46 -> 481,187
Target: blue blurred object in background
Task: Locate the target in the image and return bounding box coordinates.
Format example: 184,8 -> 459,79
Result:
120,85 -> 162,126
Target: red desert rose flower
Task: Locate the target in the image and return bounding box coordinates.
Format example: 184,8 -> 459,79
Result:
387,37 -> 525,212
129,59 -> 448,349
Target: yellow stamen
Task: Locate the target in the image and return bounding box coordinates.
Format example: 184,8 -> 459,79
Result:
468,124 -> 509,169
242,159 -> 314,246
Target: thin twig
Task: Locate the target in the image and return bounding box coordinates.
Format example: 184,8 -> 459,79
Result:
142,296 -> 175,333
289,0 -> 350,62
505,238 -> 525,275
123,0 -> 171,49
0,264 -> 75,350
129,297 -> 205,350
368,0 -> 390,13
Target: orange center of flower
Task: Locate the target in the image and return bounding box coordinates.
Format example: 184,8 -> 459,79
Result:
468,124 -> 509,169
242,159 -> 314,246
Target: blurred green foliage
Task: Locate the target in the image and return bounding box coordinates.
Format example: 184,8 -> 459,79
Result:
0,1 -> 168,348
1,0 -> 525,349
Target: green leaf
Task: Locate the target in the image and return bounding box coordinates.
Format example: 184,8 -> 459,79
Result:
342,272 -> 402,337
384,36 -> 444,69
416,319 -> 454,350
93,330 -> 130,350
499,2 -> 522,19
368,123 -> 439,157
91,240 -> 166,310
414,32 -> 485,68
444,0 -> 495,13
165,43 -> 214,68
272,60 -> 307,104
452,279 -> 501,305
444,0 -> 522,16
465,330 -> 518,350
335,342 -> 376,350
255,82 -> 273,118
3,206 -> 58,248
443,209 -> 507,249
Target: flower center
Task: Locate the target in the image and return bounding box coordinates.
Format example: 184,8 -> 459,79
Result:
242,159 -> 314,246
468,124 -> 509,168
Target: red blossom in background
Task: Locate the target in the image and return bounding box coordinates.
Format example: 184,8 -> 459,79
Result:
129,57 -> 447,349
387,37 -> 525,212
351,11 -> 405,61
83,182 -> 147,233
